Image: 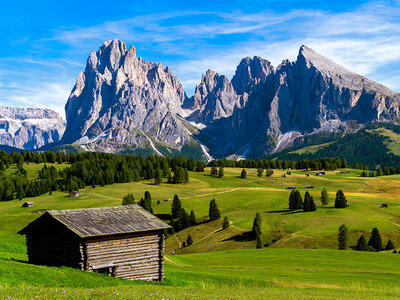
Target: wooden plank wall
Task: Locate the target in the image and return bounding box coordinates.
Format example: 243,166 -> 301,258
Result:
85,232 -> 164,281
25,220 -> 83,268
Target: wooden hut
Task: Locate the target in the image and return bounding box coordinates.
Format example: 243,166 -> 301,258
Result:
68,191 -> 80,197
18,205 -> 170,281
22,201 -> 34,207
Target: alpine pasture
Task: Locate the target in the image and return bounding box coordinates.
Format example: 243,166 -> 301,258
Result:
1,164 -> 400,299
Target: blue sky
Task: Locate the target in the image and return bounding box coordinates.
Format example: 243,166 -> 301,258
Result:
1,0 -> 400,118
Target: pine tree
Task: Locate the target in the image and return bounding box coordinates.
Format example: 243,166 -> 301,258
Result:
154,168 -> 162,185
252,212 -> 262,238
341,158 -> 347,168
289,190 -> 303,210
171,194 -> 182,219
222,216 -> 230,229
368,227 -> 383,251
178,208 -> 190,230
187,234 -> 193,246
209,199 -> 221,221
257,168 -> 263,177
385,239 -> 395,250
122,193 -> 135,205
338,224 -> 348,250
334,190 -> 347,208
218,166 -> 224,178
320,187 -> 329,206
303,191 -> 312,212
189,209 -> 197,226
240,169 -> 247,179
210,166 -> 218,177
377,167 -> 383,176
355,235 -> 368,251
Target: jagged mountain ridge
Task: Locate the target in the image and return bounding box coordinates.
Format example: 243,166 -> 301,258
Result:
60,40 -> 400,159
0,107 -> 65,150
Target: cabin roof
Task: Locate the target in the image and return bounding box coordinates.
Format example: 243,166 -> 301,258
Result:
19,204 -> 170,238
23,201 -> 34,205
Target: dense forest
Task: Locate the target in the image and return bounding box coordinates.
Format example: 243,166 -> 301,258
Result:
272,125 -> 400,169
0,151 -> 205,201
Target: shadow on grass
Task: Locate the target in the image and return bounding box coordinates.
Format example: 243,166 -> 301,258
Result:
222,231 -> 255,242
154,213 -> 171,220
265,209 -> 291,214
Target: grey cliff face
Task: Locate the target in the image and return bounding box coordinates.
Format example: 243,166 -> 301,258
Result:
59,40 -> 400,159
197,46 -> 400,158
62,39 -> 192,152
0,107 -> 65,150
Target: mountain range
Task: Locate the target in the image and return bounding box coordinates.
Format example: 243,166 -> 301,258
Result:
3,39 -> 400,162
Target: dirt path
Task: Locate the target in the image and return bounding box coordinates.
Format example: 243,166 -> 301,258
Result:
180,187 -> 282,200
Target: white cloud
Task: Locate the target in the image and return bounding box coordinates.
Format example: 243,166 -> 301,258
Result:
3,0 -> 400,111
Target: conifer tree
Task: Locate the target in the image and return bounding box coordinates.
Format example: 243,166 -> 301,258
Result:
355,235 -> 368,251
209,199 -> 221,221
368,227 -> 383,251
377,167 -> 383,176
320,187 -> 329,206
189,209 -> 197,226
385,239 -> 395,250
178,208 -> 191,230
289,190 -> 303,210
334,190 -> 347,208
218,166 -> 224,178
154,168 -> 162,185
122,193 -> 135,205
187,234 -> 193,246
338,224 -> 348,250
240,169 -> 247,179
210,166 -> 218,177
252,212 -> 262,238
171,194 -> 182,219
222,216 -> 230,229
265,169 -> 274,177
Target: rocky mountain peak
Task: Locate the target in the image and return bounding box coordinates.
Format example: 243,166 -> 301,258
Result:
231,56 -> 274,95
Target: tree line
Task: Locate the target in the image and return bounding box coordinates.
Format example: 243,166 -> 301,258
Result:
0,153 -> 206,201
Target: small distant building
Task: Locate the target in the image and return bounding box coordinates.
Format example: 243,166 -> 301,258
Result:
306,185 -> 314,189
381,203 -> 388,208
18,205 -> 170,281
287,186 -> 296,189
316,172 -> 326,176
69,191 -> 80,198
306,174 -> 310,177
22,201 -> 34,208
345,171 -> 350,174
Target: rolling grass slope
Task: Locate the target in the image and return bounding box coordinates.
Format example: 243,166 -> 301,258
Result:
1,164 -> 400,298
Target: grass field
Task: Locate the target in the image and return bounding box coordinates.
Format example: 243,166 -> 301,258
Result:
1,164 -> 400,298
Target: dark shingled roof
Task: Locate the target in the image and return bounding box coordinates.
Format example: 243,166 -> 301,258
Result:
19,204 -> 170,238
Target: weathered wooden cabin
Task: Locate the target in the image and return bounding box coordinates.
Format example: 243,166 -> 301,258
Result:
68,191 -> 80,197
22,201 -> 34,207
18,205 -> 170,281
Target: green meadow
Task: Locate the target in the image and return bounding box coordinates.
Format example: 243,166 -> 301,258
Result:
1,164 -> 400,298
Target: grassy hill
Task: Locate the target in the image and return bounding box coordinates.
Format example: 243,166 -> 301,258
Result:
1,164 -> 400,298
